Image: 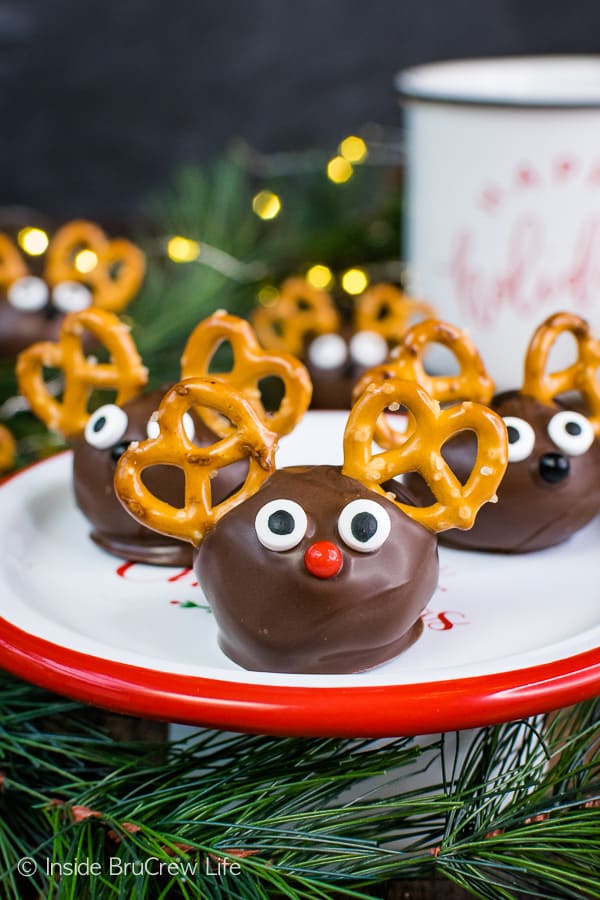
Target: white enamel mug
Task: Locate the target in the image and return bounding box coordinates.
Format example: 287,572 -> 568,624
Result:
397,56 -> 600,390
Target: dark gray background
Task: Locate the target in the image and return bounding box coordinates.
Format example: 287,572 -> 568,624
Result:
2,0 -> 600,218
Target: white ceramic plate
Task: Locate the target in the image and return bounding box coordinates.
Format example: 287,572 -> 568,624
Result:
1,411 -> 599,736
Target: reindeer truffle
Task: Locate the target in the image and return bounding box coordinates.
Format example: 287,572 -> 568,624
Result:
115,377 -> 507,674
71,389 -> 240,565
252,279 -> 433,409
0,220 -> 145,360
356,313 -> 600,553
197,465 -> 437,673
438,390 -> 600,553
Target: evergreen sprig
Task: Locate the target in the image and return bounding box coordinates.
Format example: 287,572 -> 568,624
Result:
127,151 -> 402,387
1,674 -> 598,899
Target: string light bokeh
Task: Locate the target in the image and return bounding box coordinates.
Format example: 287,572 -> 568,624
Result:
8,135 -> 398,301
17,227 -> 49,256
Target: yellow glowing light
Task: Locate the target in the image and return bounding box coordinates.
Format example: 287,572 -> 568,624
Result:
257,285 -> 280,306
74,249 -> 98,273
252,191 -> 282,220
327,156 -> 353,184
167,236 -> 201,263
342,268 -> 369,295
306,264 -> 333,289
18,227 -> 49,256
339,135 -> 368,163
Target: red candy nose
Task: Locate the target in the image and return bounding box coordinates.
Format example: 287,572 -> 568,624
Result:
304,541 -> 343,579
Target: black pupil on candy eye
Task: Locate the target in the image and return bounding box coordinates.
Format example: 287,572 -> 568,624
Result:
351,512 -> 378,543
566,421 -> 582,436
93,416 -> 107,433
507,425 -> 520,444
110,442 -> 129,463
268,510 -> 294,535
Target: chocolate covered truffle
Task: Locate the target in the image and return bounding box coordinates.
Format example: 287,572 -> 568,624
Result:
115,376 -> 507,674
73,389 -> 248,566
0,220 -> 145,360
433,392 -> 600,553
360,313 -> 600,553
197,465 -> 437,674
303,325 -> 389,410
252,279 -> 433,409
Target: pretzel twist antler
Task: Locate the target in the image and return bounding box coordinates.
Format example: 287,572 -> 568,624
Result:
181,311 -> 312,437
354,284 -> 435,342
352,319 -> 495,450
44,221 -> 145,312
343,378 -> 507,532
16,308 -> 148,436
0,235 -> 28,289
522,312 -> 600,434
0,425 -> 16,471
251,277 -> 340,355
114,379 -> 278,545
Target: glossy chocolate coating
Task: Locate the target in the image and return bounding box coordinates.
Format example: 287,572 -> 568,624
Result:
411,392 -> 600,553
306,353 -> 359,410
196,465 -> 438,674
73,389 -> 247,565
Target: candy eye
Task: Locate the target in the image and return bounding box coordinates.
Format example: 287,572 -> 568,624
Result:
52,281 -> 93,313
7,276 -> 49,312
84,404 -> 128,449
146,414 -> 160,439
307,333 -> 348,369
547,410 -> 595,456
349,330 -> 388,367
254,498 -> 308,551
503,416 -> 536,463
146,412 -> 195,441
337,498 -> 391,552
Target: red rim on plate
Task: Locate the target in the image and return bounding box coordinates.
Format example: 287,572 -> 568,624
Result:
1,451 -> 600,737
1,615 -> 599,736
